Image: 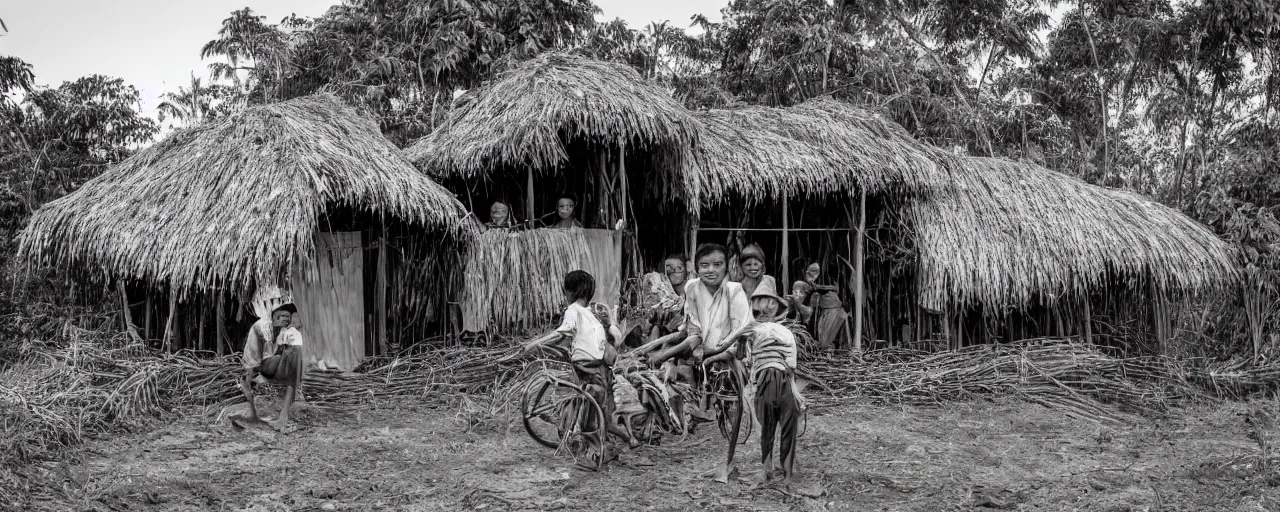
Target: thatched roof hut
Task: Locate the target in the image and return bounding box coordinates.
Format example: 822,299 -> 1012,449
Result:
18,94 -> 468,295
404,52 -> 704,206
693,99 -> 947,204
911,156 -> 1239,311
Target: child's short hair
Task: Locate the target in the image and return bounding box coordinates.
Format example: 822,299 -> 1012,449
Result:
694,243 -> 728,265
792,280 -> 812,294
664,253 -> 687,264
564,270 -> 596,303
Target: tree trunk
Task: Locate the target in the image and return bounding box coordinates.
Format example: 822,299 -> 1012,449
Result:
1077,0 -> 1109,181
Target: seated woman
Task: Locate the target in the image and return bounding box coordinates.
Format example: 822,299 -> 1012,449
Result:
800,261 -> 849,351
734,243 -> 776,299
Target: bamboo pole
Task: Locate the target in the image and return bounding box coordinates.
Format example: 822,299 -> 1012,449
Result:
781,191 -> 790,290
1083,297 -> 1093,345
852,189 -> 866,352
377,222 -> 389,356
161,287 -> 177,352
198,294 -> 206,352
117,281 -> 143,344
618,139 -> 628,230
526,167 -> 535,225
144,292 -> 152,341
216,291 -> 228,357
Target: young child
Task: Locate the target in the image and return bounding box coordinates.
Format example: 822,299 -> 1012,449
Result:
709,278 -> 804,484
523,270 -> 638,448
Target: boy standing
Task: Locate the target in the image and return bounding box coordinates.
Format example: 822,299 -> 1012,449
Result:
707,279 -> 803,484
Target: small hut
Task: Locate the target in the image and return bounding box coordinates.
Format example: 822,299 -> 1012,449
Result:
405,53 -> 702,332
906,155 -> 1239,351
691,99 -> 948,349
18,94 -> 469,370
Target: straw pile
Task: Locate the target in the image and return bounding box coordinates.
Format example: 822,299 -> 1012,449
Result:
460,229 -> 592,331
16,94 -> 469,296
910,155 -> 1239,311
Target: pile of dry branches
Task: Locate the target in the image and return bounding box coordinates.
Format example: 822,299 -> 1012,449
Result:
799,337 -> 1220,424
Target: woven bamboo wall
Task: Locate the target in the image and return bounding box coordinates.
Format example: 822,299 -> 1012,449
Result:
292,232 -> 366,371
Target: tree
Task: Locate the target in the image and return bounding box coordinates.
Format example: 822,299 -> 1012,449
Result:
157,73 -> 244,127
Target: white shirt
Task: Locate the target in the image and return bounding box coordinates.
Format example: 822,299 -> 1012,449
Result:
683,279 -> 753,351
555,302 -> 607,362
242,318 -> 304,369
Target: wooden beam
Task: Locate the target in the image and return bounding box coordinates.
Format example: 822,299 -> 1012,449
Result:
694,227 -> 853,232
526,167 -> 535,225
852,188 -> 866,352
781,191 -> 790,290
117,281 -> 143,345
618,138 -> 628,230
161,287 -> 177,352
216,290 -> 228,357
376,222 -> 389,356
143,292 -> 152,341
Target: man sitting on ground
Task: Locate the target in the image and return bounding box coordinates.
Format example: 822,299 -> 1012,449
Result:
240,303 -> 305,430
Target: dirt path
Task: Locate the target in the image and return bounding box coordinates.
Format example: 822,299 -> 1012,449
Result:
18,398 -> 1280,511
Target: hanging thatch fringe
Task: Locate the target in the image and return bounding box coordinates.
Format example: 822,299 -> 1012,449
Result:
16,94 -> 470,296
693,99 -> 947,204
912,155 -> 1239,310
461,229 -> 592,332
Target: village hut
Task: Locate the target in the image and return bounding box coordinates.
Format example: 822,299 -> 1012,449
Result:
906,155 -> 1239,352
18,94 -> 470,370
404,53 -> 702,333
690,99 -> 1237,354
690,99 -> 948,350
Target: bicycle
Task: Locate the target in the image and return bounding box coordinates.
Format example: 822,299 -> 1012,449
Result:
518,345 -> 610,471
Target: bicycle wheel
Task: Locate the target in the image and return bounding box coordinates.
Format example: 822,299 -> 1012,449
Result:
521,373 -> 580,449
708,369 -> 751,444
560,385 -> 609,471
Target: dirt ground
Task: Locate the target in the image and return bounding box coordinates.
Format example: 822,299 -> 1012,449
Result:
16,396 -> 1280,512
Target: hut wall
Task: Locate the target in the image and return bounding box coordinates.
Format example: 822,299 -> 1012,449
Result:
292,231 -> 366,372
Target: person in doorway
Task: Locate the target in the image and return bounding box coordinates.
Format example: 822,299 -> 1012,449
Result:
708,279 -> 804,485
240,303 -> 305,430
484,201 -> 514,231
801,261 -> 849,351
552,196 -> 583,229
735,243 -> 776,299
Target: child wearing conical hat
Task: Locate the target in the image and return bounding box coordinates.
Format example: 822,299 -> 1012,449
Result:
703,277 -> 804,484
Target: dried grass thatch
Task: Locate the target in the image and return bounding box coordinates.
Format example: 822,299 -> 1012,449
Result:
404,53 -> 703,207
692,98 -> 947,204
17,94 -> 469,294
912,156 -> 1239,310
461,229 -> 591,332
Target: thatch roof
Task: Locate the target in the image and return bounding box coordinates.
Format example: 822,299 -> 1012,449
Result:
912,156 -> 1238,310
18,94 -> 468,294
693,99 -> 947,204
404,53 -> 703,205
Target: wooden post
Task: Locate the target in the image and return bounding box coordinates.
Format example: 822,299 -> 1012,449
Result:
198,294 -> 206,352
117,281 -> 143,344
618,139 -> 628,229
376,222 -> 389,355
1150,280 -> 1165,355
216,291 -> 228,357
781,191 -> 790,290
852,188 -> 866,352
1083,297 -> 1093,345
526,167 -> 535,225
144,292 -> 152,341
942,311 -> 952,351
162,287 -> 177,352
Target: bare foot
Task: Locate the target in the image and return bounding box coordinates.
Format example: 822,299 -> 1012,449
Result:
267,418 -> 288,431
712,463 -> 736,484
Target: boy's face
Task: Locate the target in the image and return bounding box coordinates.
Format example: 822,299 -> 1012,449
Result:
804,263 -> 821,283
696,250 -> 728,287
271,310 -> 293,328
490,204 -> 508,224
791,281 -> 811,300
742,258 -> 763,279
